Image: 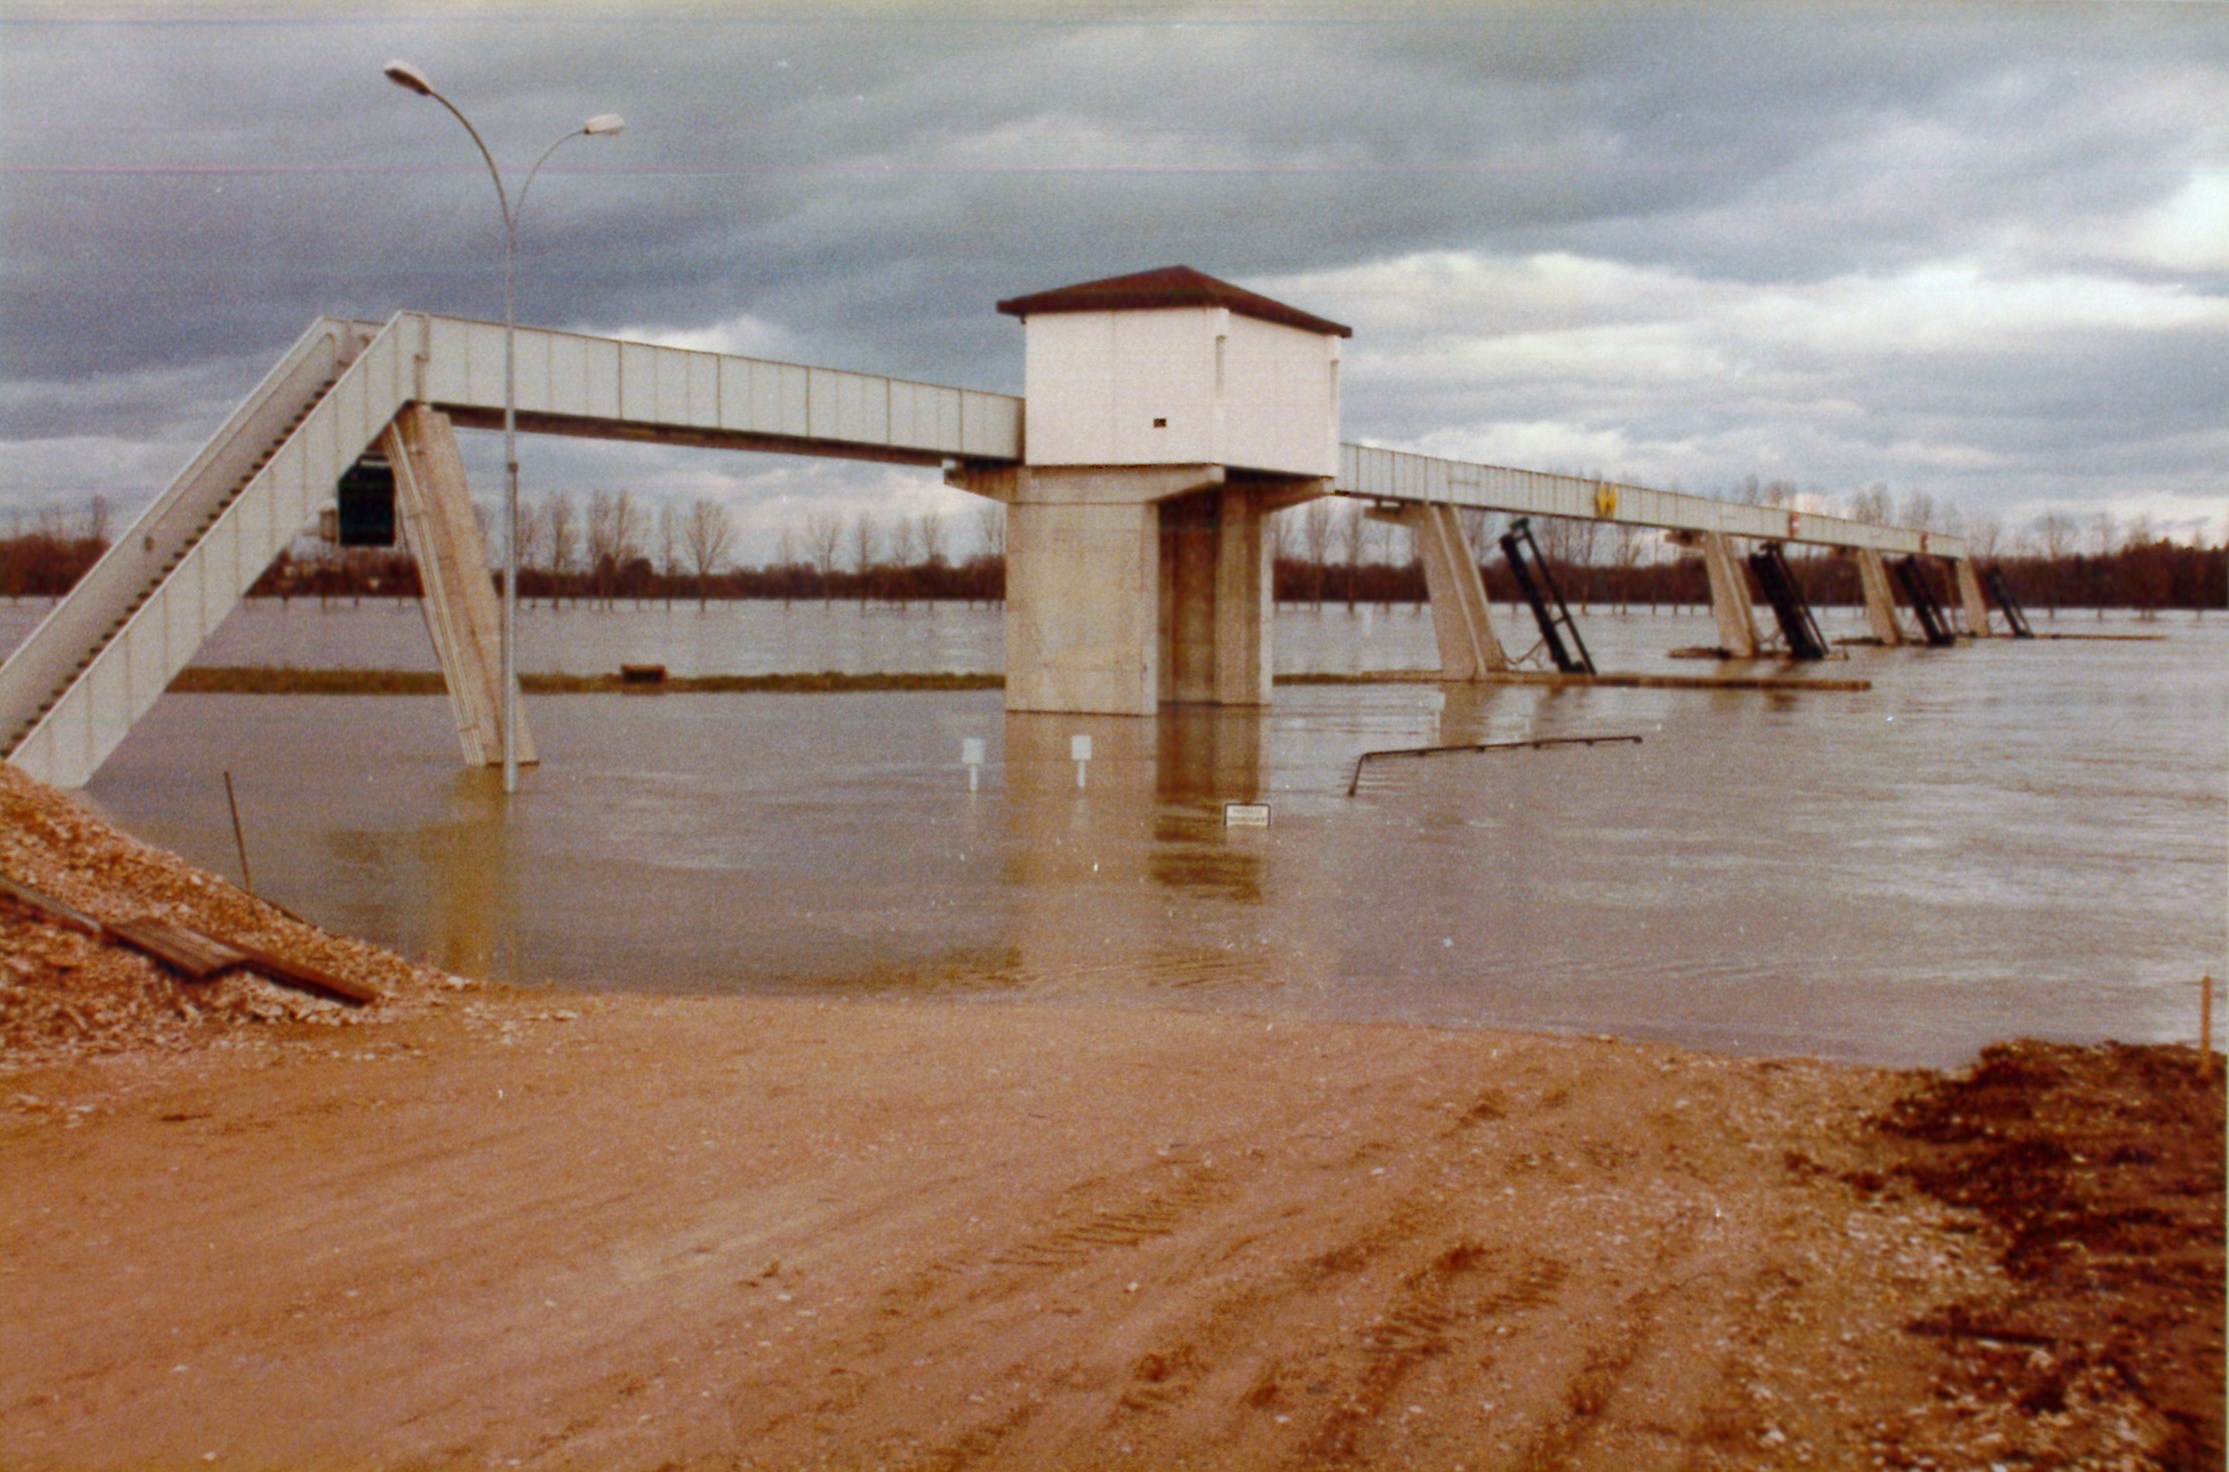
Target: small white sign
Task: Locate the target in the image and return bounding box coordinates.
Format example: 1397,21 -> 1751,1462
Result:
1224,802 -> 1272,828
960,738 -> 985,766
1069,734 -> 1093,762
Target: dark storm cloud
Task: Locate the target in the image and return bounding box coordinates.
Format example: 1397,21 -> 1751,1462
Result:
2,1 -> 2223,538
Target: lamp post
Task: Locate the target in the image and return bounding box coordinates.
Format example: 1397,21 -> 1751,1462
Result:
383,60 -> 622,794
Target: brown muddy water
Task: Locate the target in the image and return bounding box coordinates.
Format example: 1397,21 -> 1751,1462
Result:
4,597 -> 2222,1066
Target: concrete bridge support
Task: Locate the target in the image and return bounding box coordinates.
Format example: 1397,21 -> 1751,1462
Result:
1855,549 -> 1907,645
973,464 -> 1295,716
1952,558 -> 1992,637
385,405 -> 535,769
1699,532 -> 1763,658
1370,502 -> 1506,678
1159,485 -> 1276,706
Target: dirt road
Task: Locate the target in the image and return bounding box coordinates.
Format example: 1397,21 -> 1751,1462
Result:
6,987 -> 2205,1471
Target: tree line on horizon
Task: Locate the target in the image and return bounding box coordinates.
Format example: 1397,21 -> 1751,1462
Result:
2,484 -> 2221,617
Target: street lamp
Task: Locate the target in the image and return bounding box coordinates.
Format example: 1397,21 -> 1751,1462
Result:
383,60 -> 623,794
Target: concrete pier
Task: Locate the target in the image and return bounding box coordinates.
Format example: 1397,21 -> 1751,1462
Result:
1370,502 -> 1506,679
1700,532 -> 1763,658
1856,548 -> 1907,646
962,463 -> 1310,715
386,405 -> 534,768
1159,484 -> 1277,706
1953,559 -> 1992,637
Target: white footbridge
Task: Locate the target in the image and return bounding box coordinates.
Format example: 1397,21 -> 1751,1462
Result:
3,269 -> 1994,788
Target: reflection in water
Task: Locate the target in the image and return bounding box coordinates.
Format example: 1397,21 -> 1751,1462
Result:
419,766 -> 519,982
1001,707 -> 1281,994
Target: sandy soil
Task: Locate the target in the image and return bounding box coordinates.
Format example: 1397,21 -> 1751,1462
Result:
1,765 -> 2219,1471
1,990 -> 2216,1472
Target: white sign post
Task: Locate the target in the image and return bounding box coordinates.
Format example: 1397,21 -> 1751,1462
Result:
1070,733 -> 1092,790
961,737 -> 985,793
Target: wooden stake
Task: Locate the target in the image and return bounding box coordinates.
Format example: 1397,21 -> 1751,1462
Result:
223,770 -> 253,897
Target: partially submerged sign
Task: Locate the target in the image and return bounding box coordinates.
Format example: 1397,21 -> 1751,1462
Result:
1224,802 -> 1271,827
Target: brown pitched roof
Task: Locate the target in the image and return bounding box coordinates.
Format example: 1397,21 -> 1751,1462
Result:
996,265 -> 1352,338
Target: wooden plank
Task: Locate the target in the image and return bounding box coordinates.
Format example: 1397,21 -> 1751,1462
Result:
106,917 -> 249,981
230,943 -> 383,1007
0,874 -> 104,937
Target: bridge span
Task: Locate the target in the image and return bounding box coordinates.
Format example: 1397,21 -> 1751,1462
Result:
3,269 -> 1996,789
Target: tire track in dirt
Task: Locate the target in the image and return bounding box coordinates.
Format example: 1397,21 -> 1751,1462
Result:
1300,1239 -> 1572,1465
1104,1200 -> 1434,1424
727,1151 -> 1244,1467
991,1157 -> 1231,1268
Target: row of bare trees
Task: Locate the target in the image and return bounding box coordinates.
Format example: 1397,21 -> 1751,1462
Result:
5,486 -> 2221,613
507,489 -> 736,609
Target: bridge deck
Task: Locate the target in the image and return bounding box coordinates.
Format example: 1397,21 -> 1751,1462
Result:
1336,444 -> 1963,559
4,309 -> 1959,787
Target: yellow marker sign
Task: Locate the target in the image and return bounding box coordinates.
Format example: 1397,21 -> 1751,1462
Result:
1594,483 -> 1618,518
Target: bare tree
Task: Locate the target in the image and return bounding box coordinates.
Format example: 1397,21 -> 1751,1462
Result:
775,525 -> 796,608
1302,497 -> 1334,609
1270,504 -> 1300,577
1334,501 -> 1367,611
2088,508 -> 2120,556
973,502 -> 1006,606
917,512 -> 948,568
81,492 -> 111,545
1362,513 -> 1397,608
2033,510 -> 2077,618
657,499 -> 680,608
849,512 -> 880,608
546,490 -> 579,606
804,508 -> 844,602
1897,488 -> 1938,532
1611,522 -> 1648,613
585,490 -> 618,607
2087,509 -> 2121,618
586,488 -> 646,606
1567,517 -> 1601,610
1848,483 -> 1893,525
975,501 -> 1006,561
889,515 -> 921,609
682,497 -> 735,610
514,497 -> 549,594
2035,509 -> 2078,560
1966,514 -> 2002,562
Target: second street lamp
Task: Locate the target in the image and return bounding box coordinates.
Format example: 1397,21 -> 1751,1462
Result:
383,60 -> 623,794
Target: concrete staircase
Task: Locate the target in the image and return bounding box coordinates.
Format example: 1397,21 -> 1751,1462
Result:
3,314 -> 417,787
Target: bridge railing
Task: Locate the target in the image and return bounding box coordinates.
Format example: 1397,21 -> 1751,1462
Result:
409,315 -> 1026,467
1337,444 -> 1966,559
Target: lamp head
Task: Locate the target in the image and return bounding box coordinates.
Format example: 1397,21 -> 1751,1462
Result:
583,113 -> 625,137
383,60 -> 435,96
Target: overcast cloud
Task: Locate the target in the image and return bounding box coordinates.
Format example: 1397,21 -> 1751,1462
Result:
2,1 -> 2223,556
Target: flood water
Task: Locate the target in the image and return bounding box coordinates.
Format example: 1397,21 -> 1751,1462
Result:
5,595 -> 2223,1067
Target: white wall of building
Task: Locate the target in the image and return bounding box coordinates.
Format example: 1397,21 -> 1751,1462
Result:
1022,307 -> 1339,477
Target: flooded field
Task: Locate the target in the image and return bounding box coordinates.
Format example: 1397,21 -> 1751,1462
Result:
4,596 -> 2222,1066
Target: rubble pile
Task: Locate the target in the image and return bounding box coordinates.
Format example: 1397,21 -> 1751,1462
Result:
0,761 -> 464,1071
1867,1040 -> 2226,1471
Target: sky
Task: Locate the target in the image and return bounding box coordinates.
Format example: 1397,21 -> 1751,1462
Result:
2,0 -> 2224,563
